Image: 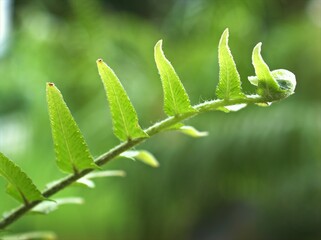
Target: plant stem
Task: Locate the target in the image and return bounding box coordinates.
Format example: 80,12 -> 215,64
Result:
0,95 -> 265,230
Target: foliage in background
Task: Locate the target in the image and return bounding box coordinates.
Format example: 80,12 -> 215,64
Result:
0,0 -> 320,239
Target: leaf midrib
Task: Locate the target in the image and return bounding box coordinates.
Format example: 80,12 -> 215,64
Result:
53,94 -> 76,170
109,74 -> 130,139
221,46 -> 231,99
254,51 -> 276,98
163,61 -> 179,115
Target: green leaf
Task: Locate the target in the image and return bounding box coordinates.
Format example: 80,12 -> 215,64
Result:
86,170 -> 126,178
248,68 -> 296,98
216,106 -> 231,113
178,126 -> 208,138
75,178 -> 95,188
46,83 -> 98,173
271,69 -> 296,94
216,28 -> 244,100
76,170 -> 126,188
96,59 -> 148,141
225,103 -> 247,111
31,197 -> 84,215
217,104 -> 247,112
120,150 -> 159,168
0,152 -> 44,204
154,40 -> 196,116
1,231 -> 57,240
251,43 -> 293,100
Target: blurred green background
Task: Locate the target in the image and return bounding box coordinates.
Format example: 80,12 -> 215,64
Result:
0,0 -> 320,239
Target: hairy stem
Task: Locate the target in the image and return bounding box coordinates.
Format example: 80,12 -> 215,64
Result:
0,95 -> 266,229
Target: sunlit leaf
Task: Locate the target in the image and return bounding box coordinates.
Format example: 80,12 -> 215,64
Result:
251,43 -> 291,100
178,126 -> 208,138
225,103 -> 247,111
1,231 -> 57,240
217,104 -> 247,112
75,178 -> 95,188
121,150 -> 159,168
216,106 -> 230,113
76,170 -> 126,188
31,197 -> 83,215
97,59 -> 148,141
86,170 -> 126,178
216,28 -> 244,100
154,40 -> 196,116
0,152 -> 44,204
46,83 -> 98,174
248,68 -> 296,98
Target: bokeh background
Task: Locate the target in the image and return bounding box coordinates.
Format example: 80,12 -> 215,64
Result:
0,0 -> 320,239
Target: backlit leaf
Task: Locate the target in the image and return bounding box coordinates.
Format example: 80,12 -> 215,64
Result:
248,68 -> 296,99
0,152 -> 44,204
224,103 -> 247,111
178,126 -> 208,138
31,197 -> 83,215
120,150 -> 159,168
75,178 -> 95,188
1,231 -> 57,240
217,104 -> 247,112
251,43 -> 286,100
154,40 -> 195,116
97,59 -> 148,141
46,83 -> 98,174
76,170 -> 126,188
86,170 -> 126,179
216,29 -> 244,100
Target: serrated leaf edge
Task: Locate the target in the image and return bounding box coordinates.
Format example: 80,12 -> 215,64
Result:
154,40 -> 195,116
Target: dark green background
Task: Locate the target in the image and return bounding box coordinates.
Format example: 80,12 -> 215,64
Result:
0,0 -> 320,239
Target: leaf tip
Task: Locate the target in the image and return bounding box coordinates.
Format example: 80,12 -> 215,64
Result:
220,28 -> 229,44
223,28 -> 229,36
153,161 -> 160,168
154,40 -> 164,56
252,42 -> 265,67
96,59 -> 106,70
179,126 -> 209,138
254,42 -> 262,52
46,83 -> 56,94
96,58 -> 104,64
155,39 -> 163,47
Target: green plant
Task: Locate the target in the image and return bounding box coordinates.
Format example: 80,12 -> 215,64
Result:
0,29 -> 296,238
